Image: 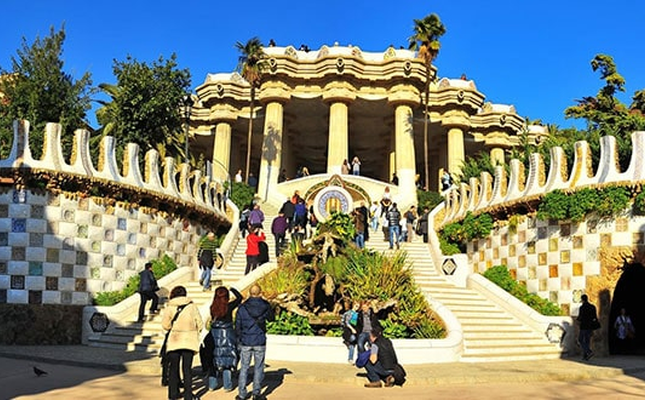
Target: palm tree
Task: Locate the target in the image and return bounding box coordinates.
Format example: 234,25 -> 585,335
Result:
408,13 -> 446,191
235,37 -> 266,184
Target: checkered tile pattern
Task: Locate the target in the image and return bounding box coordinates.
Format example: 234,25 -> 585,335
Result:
469,214 -> 641,316
0,189 -> 204,305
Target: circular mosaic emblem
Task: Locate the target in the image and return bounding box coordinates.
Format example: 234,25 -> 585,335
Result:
313,187 -> 353,222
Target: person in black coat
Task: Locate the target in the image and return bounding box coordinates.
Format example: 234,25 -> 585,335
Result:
137,262 -> 159,322
364,327 -> 399,387
202,286 -> 242,392
577,294 -> 599,360
280,198 -> 296,231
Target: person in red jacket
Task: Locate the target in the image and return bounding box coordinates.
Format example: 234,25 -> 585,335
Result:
245,226 -> 266,275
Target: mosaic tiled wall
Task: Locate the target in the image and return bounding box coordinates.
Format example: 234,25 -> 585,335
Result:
0,188 -> 205,305
468,214 -> 644,316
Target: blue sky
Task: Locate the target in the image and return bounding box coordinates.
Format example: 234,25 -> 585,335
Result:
1,0 -> 643,129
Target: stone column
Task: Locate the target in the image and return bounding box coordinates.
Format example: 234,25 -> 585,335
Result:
212,121 -> 232,181
447,126 -> 465,176
394,104 -> 416,191
257,100 -> 284,201
327,101 -> 349,174
490,147 -> 505,165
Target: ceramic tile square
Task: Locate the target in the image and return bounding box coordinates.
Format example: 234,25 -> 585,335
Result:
47,195 -> 60,207
117,218 -> 127,230
73,265 -> 89,278
127,259 -> 136,270
11,218 -> 26,232
0,205 -> 8,218
11,275 -> 25,289
0,289 -> 6,303
561,276 -> 571,290
0,232 -> 7,246
45,248 -> 59,263
30,205 -> 45,219
104,229 -> 114,241
13,189 -> 27,203
573,235 -> 583,249
615,217 -> 628,232
62,264 -> 74,277
58,277 -> 75,291
559,223 -> 571,237
560,250 -> 570,263
600,233 -> 612,247
12,247 -> 25,261
29,232 -> 44,247
75,278 -> 86,292
42,291 -> 60,304
28,290 -> 42,304
103,255 -> 113,268
60,291 -> 72,304
549,238 -> 558,251
8,232 -> 28,247
549,265 -> 559,278
0,262 -> 5,274
527,241 -> 536,254
90,267 -> 101,279
485,260 -> 493,269
9,204 -> 30,218
76,225 -> 88,239
91,213 -> 102,226
76,251 -> 88,265
633,232 -> 644,245
587,219 -> 598,234
90,240 -> 101,252
501,257 -> 508,266
78,197 -> 89,211
573,262 -> 584,276
508,244 -> 516,257
47,221 -> 59,234
28,261 -> 43,276
528,265 -> 537,279
538,252 -> 547,265
537,227 -> 547,240
62,209 -> 75,222
539,279 -> 548,291
72,292 -> 90,305
45,276 -> 58,291
492,247 -> 499,259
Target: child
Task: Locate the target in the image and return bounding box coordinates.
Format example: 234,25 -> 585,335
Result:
341,302 -> 359,364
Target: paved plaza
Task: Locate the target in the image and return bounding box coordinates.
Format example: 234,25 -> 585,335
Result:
1,346 -> 645,399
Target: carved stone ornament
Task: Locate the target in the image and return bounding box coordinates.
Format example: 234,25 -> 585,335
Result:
336,58 -> 345,73
404,61 -> 412,76
441,258 -> 457,275
89,312 -> 110,333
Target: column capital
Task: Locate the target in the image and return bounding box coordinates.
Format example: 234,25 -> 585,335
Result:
322,81 -> 356,103
387,84 -> 420,107
209,104 -> 239,124
258,81 -> 291,104
440,110 -> 471,130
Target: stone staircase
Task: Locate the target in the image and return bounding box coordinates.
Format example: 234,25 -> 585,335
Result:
90,204 -> 562,362
365,235 -> 562,362
87,202 -> 284,354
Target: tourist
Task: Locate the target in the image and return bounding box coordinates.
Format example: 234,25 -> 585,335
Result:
342,301 -> 360,364
278,169 -> 287,183
301,166 -> 310,176
204,286 -> 242,392
268,39 -> 276,47
356,302 -> 380,353
341,159 -> 350,174
404,206 -> 417,243
291,224 -> 305,244
441,170 -> 453,191
308,201 -> 318,238
291,190 -> 302,205
248,172 -> 258,189
294,198 -> 308,230
357,201 -> 370,241
271,211 -> 288,257
387,203 -> 401,250
280,197 -> 295,231
245,226 -> 265,275
577,294 -> 600,360
418,207 -> 430,243
352,208 -> 366,249
248,204 -> 264,229
137,262 -> 159,322
239,205 -> 251,238
391,173 -> 399,185
236,284 -> 274,400
235,169 -> 243,183
369,201 -> 380,233
363,327 -> 400,388
197,232 -> 218,291
352,156 -> 361,176
614,307 -> 636,354
162,286 -> 203,400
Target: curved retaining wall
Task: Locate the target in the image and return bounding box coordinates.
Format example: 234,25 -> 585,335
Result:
0,120 -> 230,305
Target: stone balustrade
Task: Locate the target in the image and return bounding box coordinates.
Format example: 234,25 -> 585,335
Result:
441,132 -> 645,226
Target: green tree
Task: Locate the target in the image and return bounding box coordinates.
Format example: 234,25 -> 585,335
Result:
235,37 -> 266,184
408,13 -> 446,190
95,54 -> 191,164
0,26 -> 93,158
564,54 -> 645,170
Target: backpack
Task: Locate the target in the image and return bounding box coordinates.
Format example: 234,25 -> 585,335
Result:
258,241 -> 269,265
392,363 -> 406,386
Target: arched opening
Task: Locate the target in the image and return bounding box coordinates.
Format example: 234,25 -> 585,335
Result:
609,262 -> 645,354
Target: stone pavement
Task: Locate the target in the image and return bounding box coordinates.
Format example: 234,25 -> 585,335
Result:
2,345 -> 645,399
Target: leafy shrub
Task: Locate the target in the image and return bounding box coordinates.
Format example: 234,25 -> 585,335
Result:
317,211 -> 356,242
93,255 -> 178,306
438,212 -> 493,254
417,189 -> 444,211
229,181 -> 255,211
482,265 -> 562,316
537,186 -> 630,221
266,311 -> 314,336
634,190 -> 645,215
439,235 -> 461,255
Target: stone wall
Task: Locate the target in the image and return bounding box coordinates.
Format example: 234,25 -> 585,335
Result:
0,304 -> 83,344
0,120 -> 231,305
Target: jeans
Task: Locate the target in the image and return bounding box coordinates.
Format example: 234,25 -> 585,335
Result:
238,345 -> 266,399
355,232 -> 364,249
579,329 -> 593,357
347,342 -> 356,361
370,217 -> 378,232
200,267 -> 212,290
245,255 -> 259,275
357,331 -> 370,353
209,368 -> 233,391
274,233 -> 285,257
167,350 -> 194,400
137,290 -> 158,321
365,360 -> 394,382
389,225 -> 400,249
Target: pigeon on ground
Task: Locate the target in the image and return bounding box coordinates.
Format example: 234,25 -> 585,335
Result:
33,366 -> 48,377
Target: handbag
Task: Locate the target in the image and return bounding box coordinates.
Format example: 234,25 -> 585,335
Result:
591,318 -> 601,331
355,350 -> 370,368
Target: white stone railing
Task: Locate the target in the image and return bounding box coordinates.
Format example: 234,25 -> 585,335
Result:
440,132 -> 645,226
2,120 -> 229,226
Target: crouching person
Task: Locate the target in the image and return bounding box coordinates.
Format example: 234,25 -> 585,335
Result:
364,327 -> 398,388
